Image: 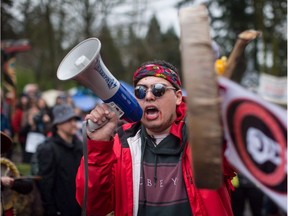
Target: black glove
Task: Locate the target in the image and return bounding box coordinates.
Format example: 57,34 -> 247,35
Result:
12,178 -> 33,194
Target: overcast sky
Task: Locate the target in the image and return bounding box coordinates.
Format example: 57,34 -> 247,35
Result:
109,0 -> 211,37
146,0 -> 181,34
108,0 -> 183,37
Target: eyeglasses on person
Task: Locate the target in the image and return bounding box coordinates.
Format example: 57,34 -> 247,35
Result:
134,83 -> 176,99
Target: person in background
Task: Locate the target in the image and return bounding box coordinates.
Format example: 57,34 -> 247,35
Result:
1,111 -> 12,139
0,89 -> 13,138
75,60 -> 235,216
23,83 -> 40,100
1,132 -> 33,216
34,97 -> 52,135
19,96 -> 51,163
1,90 -> 13,158
11,93 -> 30,144
231,173 -> 264,216
36,104 -> 83,216
55,92 -> 68,105
19,97 -> 41,163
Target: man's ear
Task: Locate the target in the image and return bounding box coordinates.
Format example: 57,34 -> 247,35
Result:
175,90 -> 183,105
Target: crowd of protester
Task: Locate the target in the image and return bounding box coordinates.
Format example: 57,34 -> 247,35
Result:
1,83 -> 85,216
1,84 -> 83,160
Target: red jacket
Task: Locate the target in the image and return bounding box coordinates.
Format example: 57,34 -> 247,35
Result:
11,108 -> 23,134
76,101 -> 235,216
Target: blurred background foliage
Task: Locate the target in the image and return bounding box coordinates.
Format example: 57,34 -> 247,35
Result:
1,0 -> 287,93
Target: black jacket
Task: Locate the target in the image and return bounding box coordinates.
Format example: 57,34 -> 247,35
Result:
37,133 -> 83,216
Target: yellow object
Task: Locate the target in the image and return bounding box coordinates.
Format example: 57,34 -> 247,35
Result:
214,56 -> 227,75
231,175 -> 239,188
0,157 -> 20,211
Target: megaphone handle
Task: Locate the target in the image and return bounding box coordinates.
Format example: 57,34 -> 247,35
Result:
86,119 -> 107,132
86,102 -> 124,132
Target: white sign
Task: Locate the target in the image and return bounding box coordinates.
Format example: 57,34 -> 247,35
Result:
258,73 -> 287,105
25,132 -> 46,153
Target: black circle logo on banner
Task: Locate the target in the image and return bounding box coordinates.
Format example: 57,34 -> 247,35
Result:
226,99 -> 287,194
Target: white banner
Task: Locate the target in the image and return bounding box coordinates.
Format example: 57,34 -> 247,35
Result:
258,73 -> 287,105
218,77 -> 287,212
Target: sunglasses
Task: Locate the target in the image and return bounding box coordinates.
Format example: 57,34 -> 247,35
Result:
134,83 -> 176,99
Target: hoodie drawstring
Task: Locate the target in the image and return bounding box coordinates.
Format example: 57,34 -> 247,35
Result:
140,133 -> 147,206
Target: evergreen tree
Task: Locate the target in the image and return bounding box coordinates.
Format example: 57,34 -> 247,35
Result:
122,26 -> 150,82
161,27 -> 181,80
145,15 -> 163,60
98,24 -> 126,81
1,0 -> 19,39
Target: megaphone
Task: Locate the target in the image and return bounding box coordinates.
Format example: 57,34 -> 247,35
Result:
57,38 -> 143,131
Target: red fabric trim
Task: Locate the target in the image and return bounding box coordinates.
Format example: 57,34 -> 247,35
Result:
169,98 -> 187,141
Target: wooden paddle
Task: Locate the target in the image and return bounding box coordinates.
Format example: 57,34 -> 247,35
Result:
224,29 -> 262,79
179,4 -> 223,189
179,4 -> 262,189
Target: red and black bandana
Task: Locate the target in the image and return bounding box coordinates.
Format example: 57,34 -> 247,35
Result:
133,64 -> 182,89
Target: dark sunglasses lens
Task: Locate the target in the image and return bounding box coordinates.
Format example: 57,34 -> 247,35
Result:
135,86 -> 147,99
152,84 -> 166,97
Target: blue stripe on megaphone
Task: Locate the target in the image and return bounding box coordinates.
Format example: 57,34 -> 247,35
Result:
104,84 -> 143,122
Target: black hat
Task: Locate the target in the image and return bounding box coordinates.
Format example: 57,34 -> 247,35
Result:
52,104 -> 79,125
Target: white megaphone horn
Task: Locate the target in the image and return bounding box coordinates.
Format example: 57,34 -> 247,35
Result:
57,38 -> 143,131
